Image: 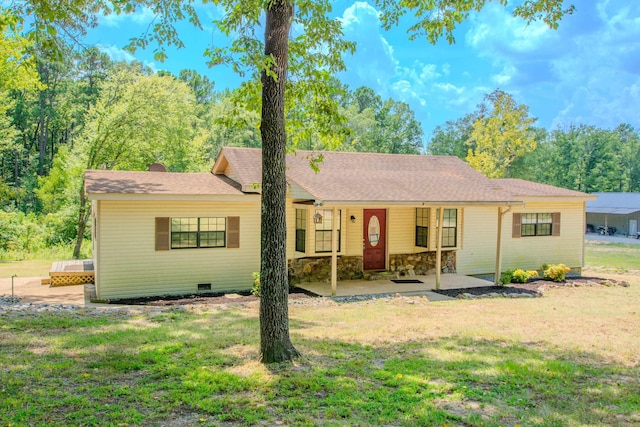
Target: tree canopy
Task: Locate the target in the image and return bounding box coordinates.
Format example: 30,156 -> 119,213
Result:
466,89 -> 537,178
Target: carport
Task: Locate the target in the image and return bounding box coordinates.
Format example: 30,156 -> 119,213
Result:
586,193 -> 640,237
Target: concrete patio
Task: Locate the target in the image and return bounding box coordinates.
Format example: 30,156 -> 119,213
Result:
294,273 -> 493,301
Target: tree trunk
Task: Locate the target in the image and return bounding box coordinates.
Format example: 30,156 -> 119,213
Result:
37,90 -> 48,176
73,183 -> 90,259
259,0 -> 300,363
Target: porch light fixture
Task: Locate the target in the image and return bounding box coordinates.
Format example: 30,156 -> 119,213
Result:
313,212 -> 323,224
350,215 -> 356,223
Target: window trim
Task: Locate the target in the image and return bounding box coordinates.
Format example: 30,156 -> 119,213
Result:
170,217 -> 226,249
314,209 -> 341,253
295,209 -> 306,253
415,208 -> 429,248
441,208 -> 457,248
513,212 -> 560,238
521,213 -> 553,237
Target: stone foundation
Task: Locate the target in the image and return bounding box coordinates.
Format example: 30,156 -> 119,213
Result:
288,251 -> 456,284
288,256 -> 364,285
389,251 -> 456,276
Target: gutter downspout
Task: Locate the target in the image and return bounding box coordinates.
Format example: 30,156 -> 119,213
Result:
494,205 -> 512,285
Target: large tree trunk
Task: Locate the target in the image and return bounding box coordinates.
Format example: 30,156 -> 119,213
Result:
259,0 -> 300,363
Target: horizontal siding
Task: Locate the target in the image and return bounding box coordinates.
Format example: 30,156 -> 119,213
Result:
96,200 -> 260,300
502,201 -> 584,271
345,208 -> 363,256
288,203 -> 350,258
457,202 -> 586,275
456,206 -> 499,274
388,207 -> 416,254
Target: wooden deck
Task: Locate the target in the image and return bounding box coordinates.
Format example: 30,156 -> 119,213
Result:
42,260 -> 95,287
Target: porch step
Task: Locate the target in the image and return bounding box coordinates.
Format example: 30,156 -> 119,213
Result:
364,271 -> 399,281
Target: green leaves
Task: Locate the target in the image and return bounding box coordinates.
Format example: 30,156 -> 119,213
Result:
466,90 -> 537,178
375,0 -> 569,45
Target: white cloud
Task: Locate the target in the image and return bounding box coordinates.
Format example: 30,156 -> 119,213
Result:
465,3 -> 555,54
541,0 -> 640,129
492,64 -> 516,85
338,1 -> 478,134
339,2 -> 398,91
97,44 -> 157,72
99,7 -> 156,28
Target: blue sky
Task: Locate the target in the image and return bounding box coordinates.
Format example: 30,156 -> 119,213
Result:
87,0 -> 640,144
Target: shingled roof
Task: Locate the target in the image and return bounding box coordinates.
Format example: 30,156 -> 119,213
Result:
493,179 -> 595,199
85,170 -> 244,197
213,147 -> 519,204
85,148 -> 593,204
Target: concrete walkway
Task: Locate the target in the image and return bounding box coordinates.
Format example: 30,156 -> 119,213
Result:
295,273 -> 493,301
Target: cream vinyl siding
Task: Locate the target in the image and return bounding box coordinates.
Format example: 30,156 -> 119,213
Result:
345,208 -> 363,257
287,201 -> 349,258
456,201 -> 586,275
502,201 -> 584,270
456,206 -> 499,274
387,207 -> 416,254
95,199 -> 260,300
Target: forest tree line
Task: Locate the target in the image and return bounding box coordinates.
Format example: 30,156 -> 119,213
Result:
1,22 -> 639,256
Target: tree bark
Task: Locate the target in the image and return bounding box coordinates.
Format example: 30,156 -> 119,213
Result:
259,0 -> 300,363
72,183 -> 90,259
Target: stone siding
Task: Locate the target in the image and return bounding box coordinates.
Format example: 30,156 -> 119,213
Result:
389,251 -> 456,276
288,251 -> 456,283
288,256 -> 364,285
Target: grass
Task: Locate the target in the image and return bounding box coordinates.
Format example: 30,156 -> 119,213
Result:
1,240 -> 639,425
2,275 -> 639,425
0,242 -> 91,278
585,240 -> 640,271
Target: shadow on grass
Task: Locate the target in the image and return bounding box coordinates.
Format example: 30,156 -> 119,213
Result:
1,309 -> 638,426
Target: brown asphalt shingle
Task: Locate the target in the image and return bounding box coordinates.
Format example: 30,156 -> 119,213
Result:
84,170 -> 244,196
85,149 -> 593,203
493,178 -> 594,198
217,147 -> 518,203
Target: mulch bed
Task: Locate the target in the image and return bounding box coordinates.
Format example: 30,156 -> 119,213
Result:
432,276 -> 630,298
110,287 -> 316,306
109,277 -> 630,306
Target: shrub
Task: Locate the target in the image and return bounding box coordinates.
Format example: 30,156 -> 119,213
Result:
511,269 -> 539,283
501,268 -> 539,285
542,264 -> 571,282
251,272 -> 261,297
500,269 -> 515,285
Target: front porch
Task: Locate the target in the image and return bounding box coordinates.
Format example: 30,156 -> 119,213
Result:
295,273 -> 492,299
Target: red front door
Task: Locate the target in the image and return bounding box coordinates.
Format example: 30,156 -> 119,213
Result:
363,209 -> 386,270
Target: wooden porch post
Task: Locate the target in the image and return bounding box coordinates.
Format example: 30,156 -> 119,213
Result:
435,207 -> 444,290
331,206 -> 338,296
494,207 -> 503,285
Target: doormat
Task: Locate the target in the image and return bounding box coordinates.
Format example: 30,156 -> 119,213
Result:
391,279 -> 423,284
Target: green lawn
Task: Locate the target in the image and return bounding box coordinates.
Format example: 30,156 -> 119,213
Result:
585,240 -> 640,270
1,240 -> 638,425
1,301 -> 638,426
